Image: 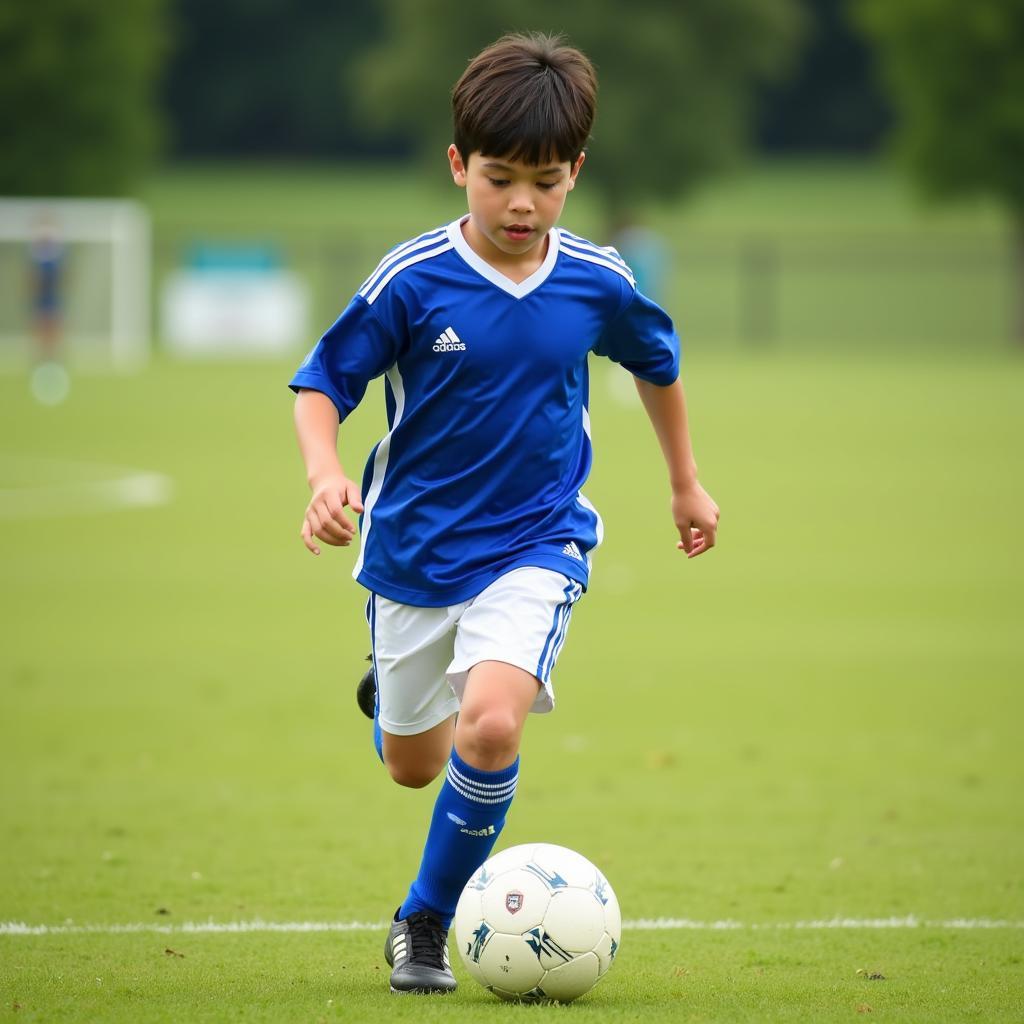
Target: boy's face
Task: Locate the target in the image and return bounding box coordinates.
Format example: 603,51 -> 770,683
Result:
448,146 -> 585,263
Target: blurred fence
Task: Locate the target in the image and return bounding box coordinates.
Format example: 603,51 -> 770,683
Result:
671,230 -> 1011,349
152,227 -> 1013,353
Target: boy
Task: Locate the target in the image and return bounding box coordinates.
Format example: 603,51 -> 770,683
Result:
290,33 -> 719,995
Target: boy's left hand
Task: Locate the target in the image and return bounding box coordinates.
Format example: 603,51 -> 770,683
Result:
672,481 -> 720,558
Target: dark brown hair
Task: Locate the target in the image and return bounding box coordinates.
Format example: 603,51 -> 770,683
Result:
452,33 -> 597,167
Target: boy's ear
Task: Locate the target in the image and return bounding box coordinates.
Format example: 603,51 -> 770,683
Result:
448,144 -> 468,187
567,152 -> 586,191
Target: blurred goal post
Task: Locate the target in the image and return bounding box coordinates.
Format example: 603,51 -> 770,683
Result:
0,198 -> 151,371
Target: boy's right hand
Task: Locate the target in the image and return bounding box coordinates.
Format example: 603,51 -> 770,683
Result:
300,474 -> 364,555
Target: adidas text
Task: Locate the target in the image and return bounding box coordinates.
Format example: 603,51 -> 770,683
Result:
433,326 -> 466,352
460,824 -> 496,837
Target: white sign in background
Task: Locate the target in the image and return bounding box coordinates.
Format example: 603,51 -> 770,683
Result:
161,270 -> 310,357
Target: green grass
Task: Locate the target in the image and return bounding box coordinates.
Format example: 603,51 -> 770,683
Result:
5,930 -> 1022,1022
2,346 -> 1023,1021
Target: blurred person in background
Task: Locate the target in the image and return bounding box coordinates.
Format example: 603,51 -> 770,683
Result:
612,217 -> 670,304
28,210 -> 70,405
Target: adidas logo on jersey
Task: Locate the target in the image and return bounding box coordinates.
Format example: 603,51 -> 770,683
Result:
433,326 -> 466,352
562,541 -> 584,561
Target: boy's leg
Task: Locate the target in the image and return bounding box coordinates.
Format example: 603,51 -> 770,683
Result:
397,660 -> 538,917
453,660 -> 539,768
388,569 -> 583,994
387,661 -> 536,993
356,661 -> 458,780
382,716 -> 455,789
367,591 -> 466,992
368,592 -> 460,779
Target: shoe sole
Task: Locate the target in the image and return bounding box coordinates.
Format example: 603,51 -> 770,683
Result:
390,985 -> 456,995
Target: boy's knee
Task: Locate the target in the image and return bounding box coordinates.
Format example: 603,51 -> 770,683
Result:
386,759 -> 444,789
459,708 -> 521,763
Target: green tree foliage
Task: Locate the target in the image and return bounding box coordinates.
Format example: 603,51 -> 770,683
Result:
858,0 -> 1024,337
356,0 -> 804,215
0,0 -> 167,195
161,0 -> 394,158
859,0 -> 1024,210
757,0 -> 891,153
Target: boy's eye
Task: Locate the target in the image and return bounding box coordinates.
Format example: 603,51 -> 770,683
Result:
485,177 -> 558,190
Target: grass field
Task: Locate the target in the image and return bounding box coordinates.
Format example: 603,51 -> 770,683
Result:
2,347 -> 1023,1021
2,161 -> 1024,1021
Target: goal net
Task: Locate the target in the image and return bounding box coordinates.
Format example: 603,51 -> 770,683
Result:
0,198 -> 150,371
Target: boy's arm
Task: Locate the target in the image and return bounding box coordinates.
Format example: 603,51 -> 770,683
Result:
294,388 -> 364,556
633,377 -> 720,558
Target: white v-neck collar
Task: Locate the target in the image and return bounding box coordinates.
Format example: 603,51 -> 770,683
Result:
447,216 -> 560,299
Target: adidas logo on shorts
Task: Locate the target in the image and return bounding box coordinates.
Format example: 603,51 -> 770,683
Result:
562,541 -> 584,561
433,326 -> 466,352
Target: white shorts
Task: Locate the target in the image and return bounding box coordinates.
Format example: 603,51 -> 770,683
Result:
367,566 -> 584,736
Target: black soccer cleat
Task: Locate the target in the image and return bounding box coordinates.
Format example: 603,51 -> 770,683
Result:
356,654 -> 375,720
384,909 -> 457,994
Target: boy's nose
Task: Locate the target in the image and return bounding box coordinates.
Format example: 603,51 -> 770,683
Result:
508,191 -> 533,213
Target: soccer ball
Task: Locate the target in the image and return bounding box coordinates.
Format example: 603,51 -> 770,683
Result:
454,843 -> 620,1003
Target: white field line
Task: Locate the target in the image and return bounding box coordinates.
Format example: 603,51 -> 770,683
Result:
2,917 -> 1023,937
0,455 -> 173,519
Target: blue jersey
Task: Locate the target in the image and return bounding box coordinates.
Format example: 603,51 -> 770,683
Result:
290,217 -> 679,607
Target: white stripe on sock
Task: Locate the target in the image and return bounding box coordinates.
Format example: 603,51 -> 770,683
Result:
446,767 -> 518,805
447,763 -> 518,797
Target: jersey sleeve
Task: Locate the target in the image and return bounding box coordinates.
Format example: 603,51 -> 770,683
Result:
592,286 -> 680,385
288,295 -> 401,420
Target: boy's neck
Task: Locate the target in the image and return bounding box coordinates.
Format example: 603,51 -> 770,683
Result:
460,217 -> 549,284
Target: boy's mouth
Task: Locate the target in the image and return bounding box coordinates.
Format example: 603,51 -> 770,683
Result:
503,224 -> 534,242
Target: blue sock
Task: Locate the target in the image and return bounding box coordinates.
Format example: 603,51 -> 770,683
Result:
399,749 -> 519,927
373,709 -> 383,764
367,603 -> 383,764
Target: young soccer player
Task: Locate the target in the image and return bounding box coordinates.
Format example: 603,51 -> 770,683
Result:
290,33 -> 719,994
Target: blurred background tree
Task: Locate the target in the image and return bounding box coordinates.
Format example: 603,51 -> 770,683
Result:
858,0 -> 1024,337
155,0 -> 889,167
0,0 -> 167,194
354,0 -> 805,221
3,0 -> 888,189
160,0 -> 400,160
756,0 -> 890,152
